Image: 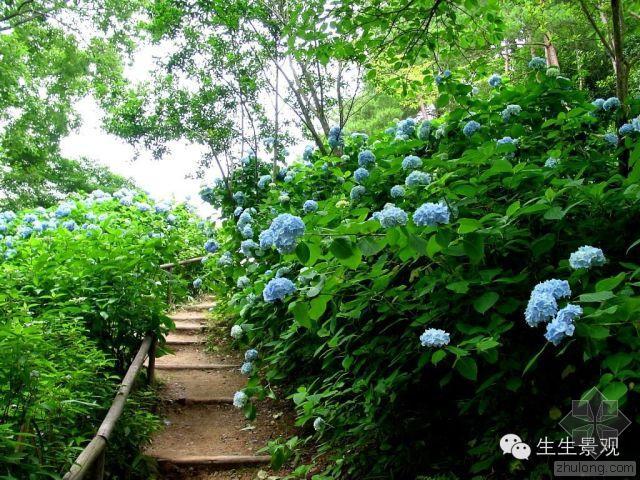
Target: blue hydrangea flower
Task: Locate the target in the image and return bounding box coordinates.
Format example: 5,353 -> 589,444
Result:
23,213 -> 37,223
268,213 -> 305,254
374,205 -> 408,228
55,203 -> 74,218
0,222 -> 6,233
413,202 -> 450,227
619,123 -> 634,135
135,202 -> 150,212
233,391 -> 248,408
419,328 -> 450,347
233,191 -> 245,205
237,276 -> 250,288
435,69 -> 451,85
1,211 -> 16,222
275,267 -> 290,278
237,211 -> 252,229
155,202 -> 171,214
218,251 -> 233,266
120,197 -> 133,206
17,226 -> 32,238
350,185 -> 366,201
592,98 -> 605,109
528,56 -> 547,70
545,157 -> 560,168
497,136 -> 515,146
313,417 -> 325,431
569,246 -> 605,270
488,74 -> 501,87
402,155 -> 423,171
390,185 -> 405,198
384,126 -> 396,135
258,228 -> 275,249
533,279 -> 571,300
463,120 -> 481,137
418,121 -> 431,140
63,220 -> 76,231
245,349 -> 258,361
396,118 -> 416,139
303,145 -> 314,161
544,304 -> 582,345
358,150 -> 375,167
263,277 -> 296,302
328,126 -> 344,149
602,97 -> 621,111
193,278 -> 202,289
351,132 -> 369,143
240,239 -> 259,257
167,214 -> 177,224
405,171 -> 431,187
204,239 -> 219,253
501,104 -> 522,122
258,175 -> 272,189
230,324 -> 243,339
604,133 -> 619,146
354,167 -> 369,183
240,362 -> 253,375
303,200 -> 318,213
4,249 -> 17,259
525,292 -> 558,327
234,206 -> 243,217
241,224 -> 254,239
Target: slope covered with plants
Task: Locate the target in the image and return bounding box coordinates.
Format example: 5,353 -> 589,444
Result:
0,189 -> 206,478
199,64 -> 640,478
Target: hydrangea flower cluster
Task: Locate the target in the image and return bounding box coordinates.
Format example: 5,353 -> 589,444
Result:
619,123 -> 635,135
303,145 -> 314,162
435,69 -> 451,85
501,104 -> 522,122
373,204 -> 408,228
488,74 -> 501,87
233,391 -> 248,408
204,239 -> 219,253
218,251 -> 233,266
303,200 -> 318,213
528,56 -> 547,70
313,417 -> 325,431
544,157 -> 560,168
402,155 -> 423,171
591,98 -> 605,109
413,202 -> 450,227
259,228 -> 275,249
230,324 -> 243,339
240,239 -> 259,257
55,203 -> 74,218
263,277 -> 296,302
569,246 -> 605,270
524,279 -> 571,327
258,174 -> 272,189
544,304 -> 582,345
193,278 -> 202,289
351,132 -> 369,143
602,97 -> 621,111
390,185 -> 405,198
463,120 -> 481,137
328,126 -> 344,149
237,275 -> 250,288
417,121 -> 431,140
604,133 -> 619,146
350,185 -> 366,201
260,213 -> 305,254
354,167 -> 369,183
358,150 -> 375,167
405,170 -> 431,187
232,191 -> 245,205
497,136 -> 516,146
245,349 -> 258,361
419,328 -> 450,347
240,362 -> 253,375
395,118 -> 416,140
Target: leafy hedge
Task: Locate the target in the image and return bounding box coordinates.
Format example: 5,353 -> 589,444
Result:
201,66 -> 640,478
0,189 -> 206,478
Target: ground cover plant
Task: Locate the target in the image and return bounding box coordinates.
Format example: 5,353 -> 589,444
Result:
0,189 -> 206,478
200,64 -> 640,478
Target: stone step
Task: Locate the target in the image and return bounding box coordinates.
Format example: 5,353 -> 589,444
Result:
165,333 -> 205,346
181,301 -> 216,311
157,369 -> 246,403
146,404 -> 273,460
155,454 -> 270,468
169,311 -> 209,322
173,321 -> 206,334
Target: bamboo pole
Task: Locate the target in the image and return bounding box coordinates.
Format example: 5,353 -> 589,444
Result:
159,256 -> 205,270
63,335 -> 154,480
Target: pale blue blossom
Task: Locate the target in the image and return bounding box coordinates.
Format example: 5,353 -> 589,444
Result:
258,175 -> 272,189
241,224 -> 254,238
240,362 -> 253,375
413,202 -> 450,227
358,150 -> 375,167
402,155 -> 423,171
375,204 -> 408,228
501,104 -> 522,122
602,97 -> 621,111
619,123 -> 634,136
303,145 -> 314,161
259,228 -> 275,249
328,126 -> 344,149
545,304 -> 582,345
463,120 -> 481,136
528,56 -> 546,70
204,239 -> 219,253
237,276 -> 250,288
230,325 -> 243,339
390,185 -> 405,198
488,74 -> 501,87
240,239 -> 259,257
592,98 -> 605,109
63,220 -> 76,231
354,167 -> 369,183
405,171 -> 431,187
233,391 -> 248,408
263,277 -> 296,302
303,200 -> 318,213
418,121 -> 431,140
350,185 -> 366,201
569,246 -> 605,270
233,191 -> 245,205
545,157 -> 560,168
604,133 -> 619,146
193,278 -> 202,289
267,214 -> 305,254
218,251 -> 233,266
420,328 -> 450,347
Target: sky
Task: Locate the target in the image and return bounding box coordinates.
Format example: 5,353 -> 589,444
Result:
60,42 -> 220,217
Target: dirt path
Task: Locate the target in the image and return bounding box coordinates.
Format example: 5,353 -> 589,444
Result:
146,297 -> 292,479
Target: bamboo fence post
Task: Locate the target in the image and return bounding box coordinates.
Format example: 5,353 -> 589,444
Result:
147,334 -> 157,385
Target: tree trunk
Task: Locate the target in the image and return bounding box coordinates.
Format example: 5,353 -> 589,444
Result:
610,0 -> 630,176
543,32 -> 559,68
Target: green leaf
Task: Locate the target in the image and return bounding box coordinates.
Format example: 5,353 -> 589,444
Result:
358,236 -> 386,256
506,201 -> 520,217
455,356 -> 477,381
426,234 -> 443,258
329,237 -> 353,259
446,281 -> 469,294
295,242 -> 310,264
457,218 -> 482,234
579,291 -> 615,303
473,292 -> 499,314
290,302 -> 311,329
531,234 -> 555,258
595,273 -> 625,292
462,233 -> 484,263
543,206 -> 564,220
602,382 -> 627,401
431,349 -> 446,365
602,353 -> 633,374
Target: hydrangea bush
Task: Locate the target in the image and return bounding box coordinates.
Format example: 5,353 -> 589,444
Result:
200,64 -> 640,479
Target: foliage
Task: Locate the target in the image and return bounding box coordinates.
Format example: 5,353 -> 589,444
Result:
201,66 -> 640,478
0,189 -> 206,478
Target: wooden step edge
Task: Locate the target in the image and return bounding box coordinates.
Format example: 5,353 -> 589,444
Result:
165,339 -> 206,346
155,363 -> 240,370
181,302 -> 216,311
173,325 -> 206,332
168,315 -> 208,322
168,396 -> 234,405
155,455 -> 271,466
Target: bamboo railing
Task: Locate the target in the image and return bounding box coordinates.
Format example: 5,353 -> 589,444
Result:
62,256 -> 204,480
